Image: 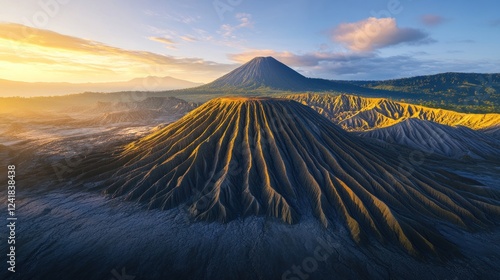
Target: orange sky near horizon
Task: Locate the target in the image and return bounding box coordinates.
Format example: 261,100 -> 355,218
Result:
2,0 -> 500,86
0,23 -> 235,83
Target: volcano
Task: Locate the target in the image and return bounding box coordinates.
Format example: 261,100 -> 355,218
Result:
200,57 -> 375,92
82,97 -> 500,257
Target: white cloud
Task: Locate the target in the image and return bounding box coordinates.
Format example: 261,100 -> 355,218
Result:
235,13 -> 253,28
180,36 -> 197,42
332,17 -> 432,52
228,48 -> 500,80
218,13 -> 254,38
148,36 -> 177,50
148,36 -> 175,45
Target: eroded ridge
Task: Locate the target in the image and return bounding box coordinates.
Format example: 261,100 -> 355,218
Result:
284,93 -> 500,131
89,97 -> 499,257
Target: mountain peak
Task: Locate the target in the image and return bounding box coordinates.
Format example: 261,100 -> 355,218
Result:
199,56 -> 375,93
250,56 -> 277,60
202,56 -> 309,90
246,56 -> 282,64
216,96 -> 289,104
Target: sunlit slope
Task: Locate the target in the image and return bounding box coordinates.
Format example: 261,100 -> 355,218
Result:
284,93 -> 500,131
360,118 -> 500,159
86,97 -> 500,257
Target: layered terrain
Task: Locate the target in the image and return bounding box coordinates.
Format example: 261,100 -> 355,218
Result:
284,93 -> 500,131
359,118 -> 500,159
74,97 -> 500,258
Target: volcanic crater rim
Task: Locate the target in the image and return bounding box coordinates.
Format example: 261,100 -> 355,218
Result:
215,96 -> 291,103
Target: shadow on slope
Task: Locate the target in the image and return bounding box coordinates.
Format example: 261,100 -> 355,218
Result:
69,97 -> 500,259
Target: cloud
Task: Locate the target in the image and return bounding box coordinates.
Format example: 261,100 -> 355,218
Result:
147,27 -> 198,46
218,13 -> 254,38
228,49 -> 500,80
145,10 -> 199,24
421,14 -> 446,26
143,9 -> 159,17
235,13 -> 253,28
228,49 -> 372,67
148,36 -> 176,45
180,36 -> 197,42
332,17 -> 432,52
166,13 -> 199,24
0,23 -> 235,83
145,25 -> 177,36
148,36 -> 177,49
229,49 -> 373,68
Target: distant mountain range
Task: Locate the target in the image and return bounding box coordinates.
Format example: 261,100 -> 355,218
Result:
2,56 -> 499,113
0,76 -> 203,97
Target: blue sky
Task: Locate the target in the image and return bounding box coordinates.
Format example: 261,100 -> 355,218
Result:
0,0 -> 499,83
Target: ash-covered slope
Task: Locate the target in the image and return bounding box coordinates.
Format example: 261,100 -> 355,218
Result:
359,118 -> 500,159
285,93 -> 500,131
200,57 -> 375,92
84,97 -> 500,257
482,125 -> 500,138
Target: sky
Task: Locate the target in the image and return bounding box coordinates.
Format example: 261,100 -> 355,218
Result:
0,0 -> 499,84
